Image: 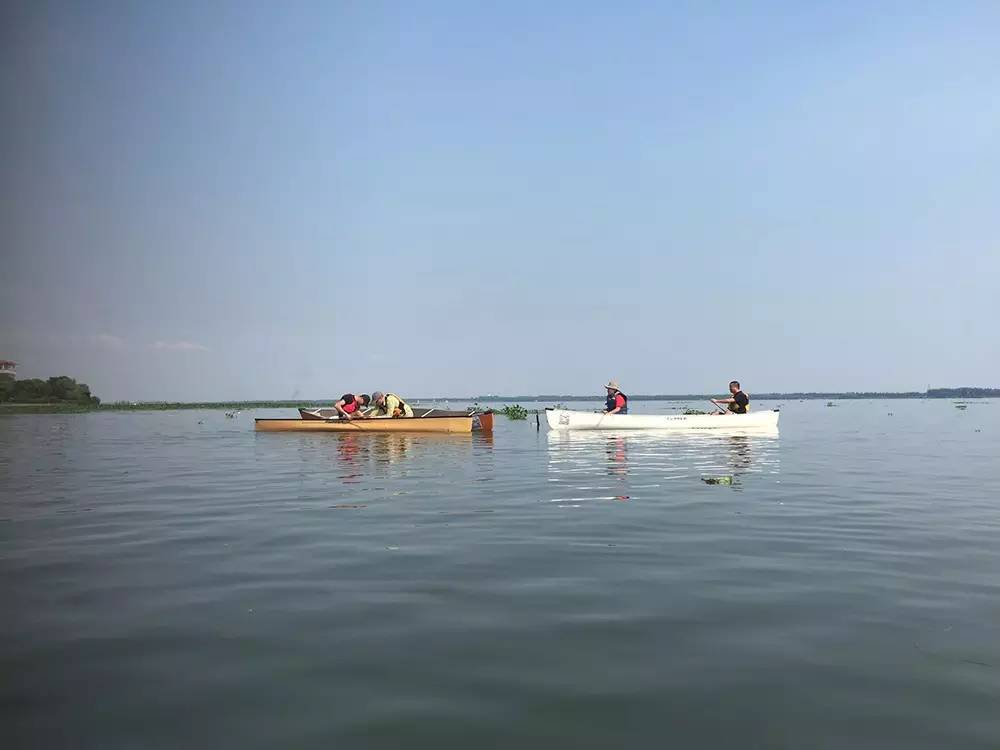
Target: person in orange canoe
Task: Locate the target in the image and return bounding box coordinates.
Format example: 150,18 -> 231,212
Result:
334,393 -> 371,419
369,391 -> 414,418
603,380 -> 629,414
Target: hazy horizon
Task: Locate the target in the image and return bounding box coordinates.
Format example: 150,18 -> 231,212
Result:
3,2 -> 998,401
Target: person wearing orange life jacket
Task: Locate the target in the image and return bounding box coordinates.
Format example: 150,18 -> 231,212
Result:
334,393 -> 371,420
369,391 -> 414,418
604,380 -> 628,415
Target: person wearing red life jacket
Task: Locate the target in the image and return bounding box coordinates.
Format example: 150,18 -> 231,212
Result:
334,393 -> 371,420
604,380 -> 629,415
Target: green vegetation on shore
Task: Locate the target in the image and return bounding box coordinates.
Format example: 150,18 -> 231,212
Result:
0,376 -> 100,408
926,387 -> 1000,399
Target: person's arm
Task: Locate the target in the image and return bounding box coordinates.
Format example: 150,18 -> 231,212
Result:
710,397 -> 735,414
334,399 -> 351,418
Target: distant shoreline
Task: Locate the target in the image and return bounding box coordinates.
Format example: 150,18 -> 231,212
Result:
1,388 -> 996,415
467,389 -> 998,402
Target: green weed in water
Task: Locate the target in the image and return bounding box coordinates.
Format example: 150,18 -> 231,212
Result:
499,404 -> 529,420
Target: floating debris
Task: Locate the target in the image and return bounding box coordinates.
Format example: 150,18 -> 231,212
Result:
702,476 -> 734,486
826,401 -> 837,407
955,404 -> 968,410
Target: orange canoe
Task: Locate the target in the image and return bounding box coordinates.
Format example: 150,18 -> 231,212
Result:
256,414 -> 475,433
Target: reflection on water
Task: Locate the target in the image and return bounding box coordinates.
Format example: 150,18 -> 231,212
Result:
336,434 -> 365,483
275,431 -> 495,486
605,435 -> 628,479
546,429 -> 780,505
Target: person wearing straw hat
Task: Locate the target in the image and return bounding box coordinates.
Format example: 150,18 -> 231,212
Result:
603,380 -> 628,415
369,391 -> 414,418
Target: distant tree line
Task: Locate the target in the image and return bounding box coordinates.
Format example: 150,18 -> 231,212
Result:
926,387 -> 1000,398
0,376 -> 101,405
472,392 -> 931,401
471,389 -> 999,401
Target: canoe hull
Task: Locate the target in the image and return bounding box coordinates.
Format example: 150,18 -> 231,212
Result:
545,408 -> 780,431
256,416 -> 473,433
298,407 -> 492,432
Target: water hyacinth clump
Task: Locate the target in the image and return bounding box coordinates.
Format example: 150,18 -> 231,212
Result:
702,475 -> 734,486
499,404 -> 529,420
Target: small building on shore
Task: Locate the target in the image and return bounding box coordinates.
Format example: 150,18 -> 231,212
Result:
0,360 -> 16,379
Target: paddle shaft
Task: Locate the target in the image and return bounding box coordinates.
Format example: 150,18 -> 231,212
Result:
709,399 -> 728,414
326,406 -> 372,425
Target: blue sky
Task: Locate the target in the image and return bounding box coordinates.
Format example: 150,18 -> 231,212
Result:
2,1 -> 998,400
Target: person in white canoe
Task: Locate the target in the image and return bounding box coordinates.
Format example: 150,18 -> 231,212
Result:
711,381 -> 750,414
603,380 -> 629,415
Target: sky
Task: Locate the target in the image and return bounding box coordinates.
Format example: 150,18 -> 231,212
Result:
1,1 -> 998,401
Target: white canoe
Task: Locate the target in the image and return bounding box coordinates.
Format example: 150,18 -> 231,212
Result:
545,407 -> 780,431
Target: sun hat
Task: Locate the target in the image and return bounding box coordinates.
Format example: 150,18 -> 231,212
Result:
605,380 -> 620,391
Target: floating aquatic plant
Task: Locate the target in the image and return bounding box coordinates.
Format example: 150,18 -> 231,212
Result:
702,476 -> 734,486
499,404 -> 529,420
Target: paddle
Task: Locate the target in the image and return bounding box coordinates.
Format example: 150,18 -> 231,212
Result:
325,412 -> 361,426
709,399 -> 728,414
323,404 -> 370,425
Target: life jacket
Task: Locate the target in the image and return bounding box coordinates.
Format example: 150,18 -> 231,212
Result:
383,393 -> 410,417
606,391 -> 628,412
340,394 -> 360,414
728,391 -> 749,414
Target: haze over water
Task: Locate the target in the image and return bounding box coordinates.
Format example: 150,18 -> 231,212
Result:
2,399 -> 998,748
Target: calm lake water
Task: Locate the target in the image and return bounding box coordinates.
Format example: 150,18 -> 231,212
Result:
2,400 -> 999,748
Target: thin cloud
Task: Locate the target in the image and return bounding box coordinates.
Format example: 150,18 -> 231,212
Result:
65,333 -> 126,350
152,340 -> 210,352
92,333 -> 126,351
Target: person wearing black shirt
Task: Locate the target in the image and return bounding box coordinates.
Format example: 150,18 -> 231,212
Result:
712,381 -> 750,414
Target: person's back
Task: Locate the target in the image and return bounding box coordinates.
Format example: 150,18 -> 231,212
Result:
371,391 -> 414,418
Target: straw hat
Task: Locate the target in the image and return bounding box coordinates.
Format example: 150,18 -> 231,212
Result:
604,380 -> 620,391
